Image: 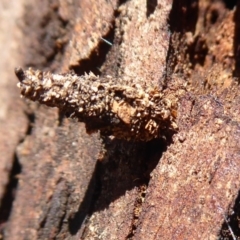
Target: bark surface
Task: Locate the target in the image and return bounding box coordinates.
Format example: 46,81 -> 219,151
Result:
0,0 -> 240,239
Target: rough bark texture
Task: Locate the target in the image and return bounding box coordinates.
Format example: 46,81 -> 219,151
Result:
0,0 -> 240,240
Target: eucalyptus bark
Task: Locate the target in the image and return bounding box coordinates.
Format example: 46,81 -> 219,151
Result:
0,0 -> 240,240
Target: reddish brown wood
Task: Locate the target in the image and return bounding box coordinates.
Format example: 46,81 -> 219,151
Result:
1,0 -> 240,239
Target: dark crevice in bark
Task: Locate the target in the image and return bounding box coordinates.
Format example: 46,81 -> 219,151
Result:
126,138 -> 171,239
219,190 -> 240,239
118,0 -> 129,6
38,178 -> 70,239
233,2 -> 240,80
70,22 -> 115,76
24,111 -> 36,136
69,0 -> 133,78
67,136 -> 172,237
187,35 -> 209,67
57,110 -> 65,127
165,0 -> 199,87
169,0 -> 199,33
0,109 -> 35,234
146,0 -> 158,17
0,154 -> 22,236
223,0 -> 237,10
68,161 -> 101,235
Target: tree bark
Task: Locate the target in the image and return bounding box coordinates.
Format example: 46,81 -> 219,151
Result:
0,0 -> 240,239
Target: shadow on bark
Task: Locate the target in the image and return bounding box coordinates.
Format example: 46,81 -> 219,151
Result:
68,137 -> 171,235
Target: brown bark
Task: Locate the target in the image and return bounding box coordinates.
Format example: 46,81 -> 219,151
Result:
0,0 -> 240,239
